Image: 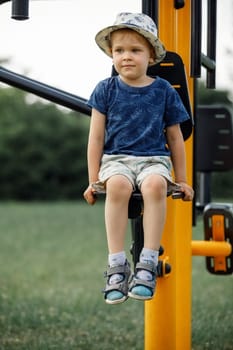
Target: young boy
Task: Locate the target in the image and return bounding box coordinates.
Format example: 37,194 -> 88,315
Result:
83,12 -> 194,304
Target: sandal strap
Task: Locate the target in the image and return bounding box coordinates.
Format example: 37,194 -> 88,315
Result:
135,261 -> 157,275
103,280 -> 127,294
104,264 -> 129,277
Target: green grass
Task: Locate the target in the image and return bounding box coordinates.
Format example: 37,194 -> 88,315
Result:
0,201 -> 232,349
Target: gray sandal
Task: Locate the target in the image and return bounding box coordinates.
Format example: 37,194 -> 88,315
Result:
128,261 -> 157,301
103,260 -> 132,305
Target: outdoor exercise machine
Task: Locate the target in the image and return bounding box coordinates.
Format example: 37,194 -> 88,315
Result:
138,2 -> 233,350
0,1 -> 232,349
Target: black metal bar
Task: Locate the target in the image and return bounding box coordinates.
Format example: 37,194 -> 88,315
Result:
201,53 -> 216,71
0,66 -> 91,116
142,0 -> 158,25
199,172 -> 212,207
206,0 -> 217,88
191,0 -> 202,77
12,0 -> 29,20
193,77 -> 198,225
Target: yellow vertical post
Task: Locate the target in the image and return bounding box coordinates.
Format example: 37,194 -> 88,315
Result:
145,1 -> 194,349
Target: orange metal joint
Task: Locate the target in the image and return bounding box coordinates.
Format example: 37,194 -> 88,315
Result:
157,256 -> 171,278
191,240 -> 232,257
162,256 -> 172,277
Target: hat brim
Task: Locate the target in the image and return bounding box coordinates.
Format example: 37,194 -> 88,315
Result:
95,24 -> 166,66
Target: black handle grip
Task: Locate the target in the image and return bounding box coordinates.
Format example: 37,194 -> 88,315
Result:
171,191 -> 185,200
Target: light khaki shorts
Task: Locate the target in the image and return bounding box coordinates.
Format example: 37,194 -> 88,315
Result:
99,154 -> 180,194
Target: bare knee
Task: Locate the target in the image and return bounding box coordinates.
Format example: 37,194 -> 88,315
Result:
106,175 -> 133,201
141,175 -> 167,200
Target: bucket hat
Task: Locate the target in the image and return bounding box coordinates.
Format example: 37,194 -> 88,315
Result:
95,12 -> 166,66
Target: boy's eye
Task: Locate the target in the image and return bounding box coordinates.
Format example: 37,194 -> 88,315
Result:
113,48 -> 123,53
114,48 -> 141,53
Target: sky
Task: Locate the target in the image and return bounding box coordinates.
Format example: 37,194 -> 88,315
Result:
0,0 -> 233,101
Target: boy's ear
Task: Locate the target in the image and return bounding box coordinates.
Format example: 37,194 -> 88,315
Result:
149,57 -> 155,64
149,48 -> 156,64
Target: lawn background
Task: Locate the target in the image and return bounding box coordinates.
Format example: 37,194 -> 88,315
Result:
0,201 -> 232,349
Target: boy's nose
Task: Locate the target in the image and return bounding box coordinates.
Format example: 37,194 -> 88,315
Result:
122,51 -> 132,60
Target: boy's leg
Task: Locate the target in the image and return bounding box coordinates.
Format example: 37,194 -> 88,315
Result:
105,174 -> 133,253
141,174 -> 167,251
103,175 -> 133,304
129,174 -> 167,300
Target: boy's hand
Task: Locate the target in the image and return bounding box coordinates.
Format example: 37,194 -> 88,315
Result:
177,182 -> 194,201
83,185 -> 97,205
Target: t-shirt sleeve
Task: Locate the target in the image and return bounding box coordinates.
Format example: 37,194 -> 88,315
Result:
164,84 -> 190,127
87,79 -> 108,115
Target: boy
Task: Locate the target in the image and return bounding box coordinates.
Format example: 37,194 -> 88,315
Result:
83,12 -> 194,304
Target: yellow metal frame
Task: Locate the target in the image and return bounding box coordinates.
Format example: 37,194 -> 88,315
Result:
145,1 -> 194,349
144,2 -> 232,349
192,240 -> 232,257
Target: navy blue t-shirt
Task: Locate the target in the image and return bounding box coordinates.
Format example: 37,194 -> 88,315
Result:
88,76 -> 189,156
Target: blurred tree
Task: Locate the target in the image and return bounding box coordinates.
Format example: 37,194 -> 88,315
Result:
0,86 -> 90,200
197,81 -> 233,107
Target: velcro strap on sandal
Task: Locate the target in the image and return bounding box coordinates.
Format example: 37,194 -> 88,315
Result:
103,281 -> 126,294
104,264 -> 127,277
135,261 -> 157,275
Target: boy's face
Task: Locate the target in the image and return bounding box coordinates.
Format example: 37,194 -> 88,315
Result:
110,29 -> 155,83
